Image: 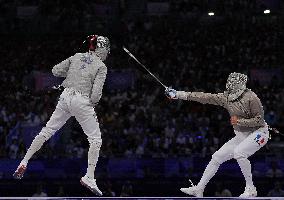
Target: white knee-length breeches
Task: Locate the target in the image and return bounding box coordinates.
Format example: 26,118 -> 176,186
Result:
39,88 -> 102,144
212,126 -> 269,164
197,125 -> 269,189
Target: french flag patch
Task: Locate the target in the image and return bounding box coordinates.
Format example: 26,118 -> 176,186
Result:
254,134 -> 265,146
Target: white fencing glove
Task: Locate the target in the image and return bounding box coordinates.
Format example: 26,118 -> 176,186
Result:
165,87 -> 177,99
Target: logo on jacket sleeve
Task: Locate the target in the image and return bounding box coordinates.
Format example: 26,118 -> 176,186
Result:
254,133 -> 265,146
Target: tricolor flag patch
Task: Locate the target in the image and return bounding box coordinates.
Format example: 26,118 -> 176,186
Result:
254,134 -> 265,146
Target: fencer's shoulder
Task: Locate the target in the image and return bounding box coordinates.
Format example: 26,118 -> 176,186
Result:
71,53 -> 83,60
217,92 -> 226,96
246,89 -> 256,96
97,58 -> 106,67
90,54 -> 104,66
244,89 -> 258,99
96,58 -> 107,70
74,52 -> 93,57
73,52 -> 82,57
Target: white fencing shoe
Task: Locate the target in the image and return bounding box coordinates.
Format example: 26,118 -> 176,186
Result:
13,163 -> 27,179
239,186 -> 257,198
80,175 -> 102,196
180,179 -> 204,197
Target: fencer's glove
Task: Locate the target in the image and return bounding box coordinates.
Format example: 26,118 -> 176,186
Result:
165,87 -> 177,99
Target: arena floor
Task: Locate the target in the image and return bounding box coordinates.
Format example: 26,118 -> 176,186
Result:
1,197 -> 284,200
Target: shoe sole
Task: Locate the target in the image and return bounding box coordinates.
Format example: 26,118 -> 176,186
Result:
180,188 -> 189,194
240,194 -> 257,198
180,189 -> 194,196
13,165 -> 26,179
180,188 -> 203,197
80,179 -> 102,196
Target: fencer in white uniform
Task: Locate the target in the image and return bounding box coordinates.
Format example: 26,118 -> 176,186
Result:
13,35 -> 110,196
165,72 -> 269,197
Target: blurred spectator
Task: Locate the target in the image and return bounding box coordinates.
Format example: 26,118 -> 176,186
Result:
266,161 -> 283,178
32,184 -> 48,197
267,182 -> 284,197
103,181 -> 116,197
8,137 -> 19,159
120,182 -> 133,197
56,186 -> 66,197
215,182 -> 233,197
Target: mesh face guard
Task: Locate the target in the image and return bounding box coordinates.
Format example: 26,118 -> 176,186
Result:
96,36 -> 110,54
225,72 -> 248,101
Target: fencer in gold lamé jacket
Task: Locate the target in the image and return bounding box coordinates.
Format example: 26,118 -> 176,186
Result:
176,89 -> 266,133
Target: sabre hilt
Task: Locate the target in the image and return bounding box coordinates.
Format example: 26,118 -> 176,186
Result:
52,85 -> 61,90
52,85 -> 64,92
268,126 -> 283,139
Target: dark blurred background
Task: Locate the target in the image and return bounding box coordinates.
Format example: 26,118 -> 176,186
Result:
0,0 -> 284,197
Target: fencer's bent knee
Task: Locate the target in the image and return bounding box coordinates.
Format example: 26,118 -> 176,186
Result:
234,148 -> 246,160
38,127 -> 55,141
88,137 -> 102,150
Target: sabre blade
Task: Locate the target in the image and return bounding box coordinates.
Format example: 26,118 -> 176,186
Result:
123,47 -> 167,88
123,46 -> 129,54
123,47 -> 144,66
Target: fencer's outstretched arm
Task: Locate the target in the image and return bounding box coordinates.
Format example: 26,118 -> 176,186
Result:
90,65 -> 107,105
52,56 -> 73,77
176,91 -> 227,107
236,93 -> 265,127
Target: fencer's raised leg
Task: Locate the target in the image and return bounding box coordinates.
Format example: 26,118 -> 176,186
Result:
234,127 -> 269,197
75,103 -> 102,196
181,136 -> 241,197
14,100 -> 71,179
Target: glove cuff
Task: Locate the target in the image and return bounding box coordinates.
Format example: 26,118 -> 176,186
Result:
176,91 -> 188,100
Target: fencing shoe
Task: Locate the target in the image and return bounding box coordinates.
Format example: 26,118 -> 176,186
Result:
80,175 -> 102,196
239,186 -> 257,198
180,179 -> 204,197
13,162 -> 27,179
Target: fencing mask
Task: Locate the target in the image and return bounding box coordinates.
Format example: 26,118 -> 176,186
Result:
225,72 -> 248,101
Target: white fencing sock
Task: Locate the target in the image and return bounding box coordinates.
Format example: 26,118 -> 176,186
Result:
86,139 -> 101,179
197,159 -> 220,189
22,134 -> 48,165
237,158 -> 254,188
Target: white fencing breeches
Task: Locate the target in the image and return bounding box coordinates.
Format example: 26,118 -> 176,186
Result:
23,88 -> 102,179
197,126 -> 269,189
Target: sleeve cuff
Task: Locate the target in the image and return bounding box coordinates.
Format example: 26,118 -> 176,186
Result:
176,91 -> 189,100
